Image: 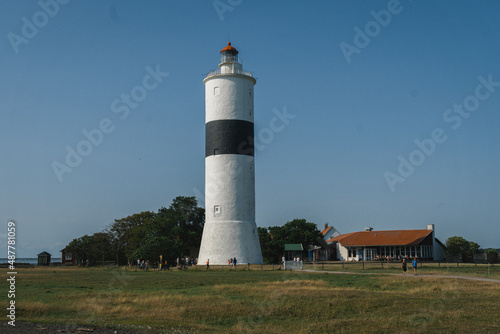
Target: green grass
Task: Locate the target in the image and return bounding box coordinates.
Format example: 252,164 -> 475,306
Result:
304,261 -> 500,279
1,266 -> 499,333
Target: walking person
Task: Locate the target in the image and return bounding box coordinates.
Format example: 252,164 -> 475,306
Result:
401,258 -> 407,276
233,257 -> 237,268
206,258 -> 210,270
412,258 -> 418,275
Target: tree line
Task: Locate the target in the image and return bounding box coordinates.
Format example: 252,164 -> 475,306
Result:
65,199 -> 498,266
445,236 -> 498,262
65,196 -> 204,266
64,196 -> 322,266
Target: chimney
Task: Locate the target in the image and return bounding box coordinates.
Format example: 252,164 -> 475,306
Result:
364,227 -> 373,232
427,224 -> 434,231
324,223 -> 328,229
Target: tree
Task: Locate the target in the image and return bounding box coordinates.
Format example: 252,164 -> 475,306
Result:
469,241 -> 481,256
485,248 -> 498,264
65,196 -> 205,266
155,196 -> 204,255
87,232 -> 113,265
446,236 -> 469,257
107,196 -> 204,265
65,232 -> 114,266
66,235 -> 91,265
281,219 -> 322,246
445,236 -> 481,262
258,219 -> 322,264
132,235 -> 182,264
258,227 -> 278,264
108,211 -> 156,262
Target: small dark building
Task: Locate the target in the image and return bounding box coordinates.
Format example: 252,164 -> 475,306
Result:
61,248 -> 77,265
37,251 -> 51,265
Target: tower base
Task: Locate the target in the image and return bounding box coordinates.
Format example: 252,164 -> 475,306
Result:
198,220 -> 263,265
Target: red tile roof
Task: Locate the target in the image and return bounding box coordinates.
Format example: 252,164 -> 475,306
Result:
326,229 -> 433,246
321,226 -> 332,236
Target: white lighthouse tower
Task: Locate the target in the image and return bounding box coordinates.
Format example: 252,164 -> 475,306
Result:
198,42 -> 263,265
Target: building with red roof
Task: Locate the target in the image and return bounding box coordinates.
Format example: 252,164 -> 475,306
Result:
308,224 -> 341,261
326,224 -> 445,261
321,223 -> 340,241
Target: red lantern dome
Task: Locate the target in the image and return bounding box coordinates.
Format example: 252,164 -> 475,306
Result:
220,42 -> 239,55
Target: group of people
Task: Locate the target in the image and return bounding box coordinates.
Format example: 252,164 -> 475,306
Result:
176,257 -> 196,269
136,259 -> 170,271
227,257 -> 237,267
401,257 -> 418,275
204,257 -> 238,270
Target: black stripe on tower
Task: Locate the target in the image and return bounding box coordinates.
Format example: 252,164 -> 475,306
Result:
206,119 -> 254,157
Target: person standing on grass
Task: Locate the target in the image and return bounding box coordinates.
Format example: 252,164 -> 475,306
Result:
412,258 -> 418,275
206,258 -> 210,270
233,257 -> 237,268
401,258 -> 407,276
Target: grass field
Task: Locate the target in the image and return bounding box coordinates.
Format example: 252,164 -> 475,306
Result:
1,265 -> 499,333
303,261 -> 500,279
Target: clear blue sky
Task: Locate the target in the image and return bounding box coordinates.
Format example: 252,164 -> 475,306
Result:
1,1 -> 499,257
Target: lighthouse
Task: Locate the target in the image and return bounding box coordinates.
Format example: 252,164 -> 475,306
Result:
198,42 -> 263,265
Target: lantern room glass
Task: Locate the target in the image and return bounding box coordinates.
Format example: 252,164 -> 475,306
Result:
220,51 -> 238,64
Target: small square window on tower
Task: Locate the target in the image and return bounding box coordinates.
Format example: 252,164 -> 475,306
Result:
214,87 -> 220,96
214,205 -> 221,215
214,149 -> 219,155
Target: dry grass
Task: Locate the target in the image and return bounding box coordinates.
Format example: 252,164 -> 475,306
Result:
1,266 -> 499,333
